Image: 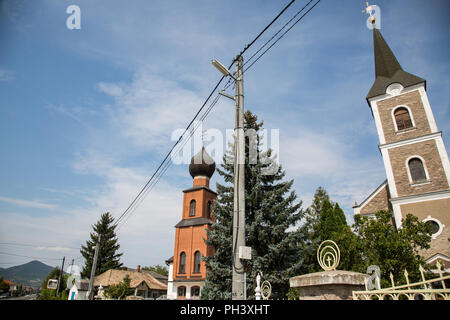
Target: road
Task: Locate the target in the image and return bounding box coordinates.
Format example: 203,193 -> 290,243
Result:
2,294 -> 37,300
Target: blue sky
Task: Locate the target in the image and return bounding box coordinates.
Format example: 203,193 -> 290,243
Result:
0,0 -> 449,270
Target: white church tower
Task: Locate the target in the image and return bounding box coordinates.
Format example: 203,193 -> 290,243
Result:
353,7 -> 450,268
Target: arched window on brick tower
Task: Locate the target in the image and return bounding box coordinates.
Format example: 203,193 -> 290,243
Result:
207,201 -> 212,219
394,107 -> 413,130
408,158 -> 427,183
189,200 -> 196,217
179,252 -> 186,273
193,251 -> 201,273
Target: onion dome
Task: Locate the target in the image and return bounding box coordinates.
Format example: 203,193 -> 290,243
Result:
189,147 -> 215,179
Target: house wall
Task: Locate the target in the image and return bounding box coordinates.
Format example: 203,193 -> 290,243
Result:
167,263 -> 176,300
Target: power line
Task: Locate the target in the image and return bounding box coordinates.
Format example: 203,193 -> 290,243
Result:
115,92 -> 223,232
238,0 -> 296,57
113,1 -> 317,231
0,242 -> 79,250
113,76 -> 227,228
243,0 -> 316,69
0,251 -> 63,261
243,0 -> 321,74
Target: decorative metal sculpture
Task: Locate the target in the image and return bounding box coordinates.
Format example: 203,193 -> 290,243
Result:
317,240 -> 340,271
261,280 -> 272,300
255,272 -> 272,300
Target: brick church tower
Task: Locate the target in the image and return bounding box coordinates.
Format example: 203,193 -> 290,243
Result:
353,26 -> 450,267
166,147 -> 217,299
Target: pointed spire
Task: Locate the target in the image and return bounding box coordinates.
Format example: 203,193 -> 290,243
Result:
373,28 -> 402,79
367,28 -> 425,100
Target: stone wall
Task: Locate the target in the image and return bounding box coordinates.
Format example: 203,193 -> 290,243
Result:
388,139 -> 449,197
359,183 -> 390,215
377,90 -> 431,144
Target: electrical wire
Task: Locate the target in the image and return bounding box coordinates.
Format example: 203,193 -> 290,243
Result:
238,0 -> 296,57
113,0 -> 320,231
0,242 -> 79,251
115,92 -> 224,232
243,0 -> 321,74
0,251 -> 63,261
113,76 -> 228,228
243,0 -> 315,69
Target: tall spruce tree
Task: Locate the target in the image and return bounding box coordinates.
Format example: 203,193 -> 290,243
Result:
201,110 -> 308,300
80,212 -> 123,279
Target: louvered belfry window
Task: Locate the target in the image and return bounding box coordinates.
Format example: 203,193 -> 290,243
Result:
409,158 -> 427,182
394,107 -> 413,130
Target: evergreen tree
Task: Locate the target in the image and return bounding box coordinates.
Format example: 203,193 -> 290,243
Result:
201,110 -> 308,300
303,187 -> 363,273
80,212 -> 123,279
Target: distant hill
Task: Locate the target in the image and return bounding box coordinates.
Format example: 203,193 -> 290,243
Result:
0,260 -> 55,288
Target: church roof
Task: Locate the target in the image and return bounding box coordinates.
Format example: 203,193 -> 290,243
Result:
174,217 -> 213,228
367,28 -> 425,100
189,147 -> 216,179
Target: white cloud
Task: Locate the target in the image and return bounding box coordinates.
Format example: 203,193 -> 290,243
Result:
280,127 -> 386,222
281,131 -> 346,177
35,246 -> 72,253
0,69 -> 14,82
0,196 -> 59,209
96,82 -> 124,97
97,69 -> 205,149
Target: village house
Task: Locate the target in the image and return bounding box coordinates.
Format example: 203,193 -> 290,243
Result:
93,266 -> 167,300
68,279 -> 89,300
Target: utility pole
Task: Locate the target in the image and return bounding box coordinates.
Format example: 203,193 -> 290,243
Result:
87,234 -> 101,300
56,256 -> 65,296
232,55 -> 246,300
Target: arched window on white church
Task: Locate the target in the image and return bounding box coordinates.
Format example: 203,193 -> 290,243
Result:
408,158 -> 427,183
394,107 -> 413,131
